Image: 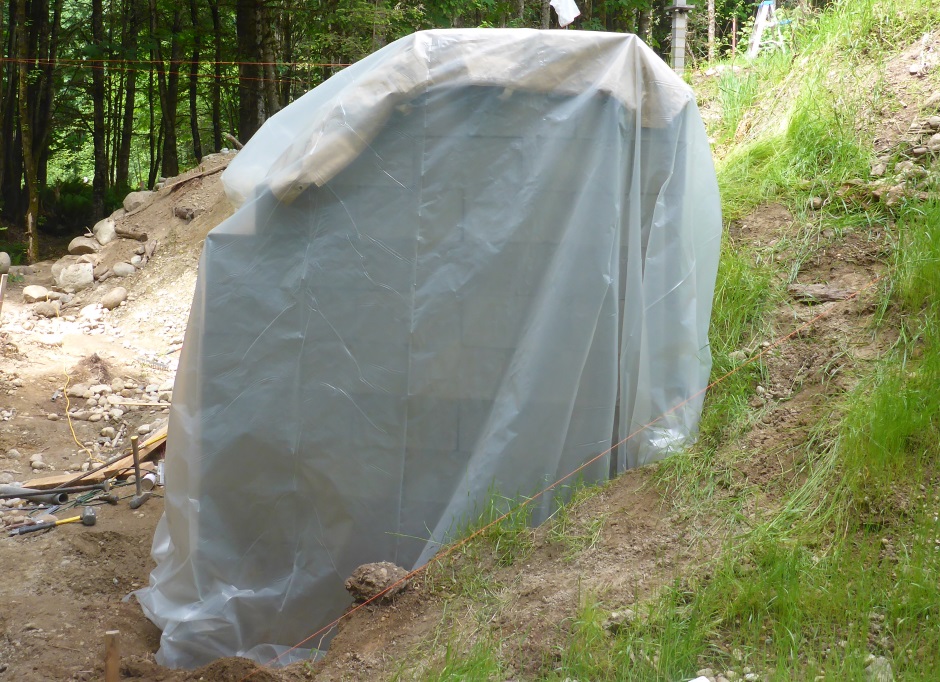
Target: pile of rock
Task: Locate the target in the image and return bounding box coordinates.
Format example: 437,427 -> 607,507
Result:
64,378 -> 171,428
868,110 -> 940,206
48,188 -> 163,301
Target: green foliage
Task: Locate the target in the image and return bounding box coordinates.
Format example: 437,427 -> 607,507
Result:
420,637 -> 506,681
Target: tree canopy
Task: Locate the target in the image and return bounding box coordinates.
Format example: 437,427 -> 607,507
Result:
0,0 -> 763,261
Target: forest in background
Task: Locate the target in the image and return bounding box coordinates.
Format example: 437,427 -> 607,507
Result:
0,0 -> 791,261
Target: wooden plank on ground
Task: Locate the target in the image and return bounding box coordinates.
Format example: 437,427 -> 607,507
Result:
23,425 -> 167,489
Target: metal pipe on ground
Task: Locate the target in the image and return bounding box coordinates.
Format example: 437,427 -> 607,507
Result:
0,485 -> 69,505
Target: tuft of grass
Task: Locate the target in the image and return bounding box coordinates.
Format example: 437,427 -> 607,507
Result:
545,484 -> 607,560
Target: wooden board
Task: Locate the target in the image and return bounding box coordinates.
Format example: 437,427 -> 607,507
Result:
24,425 -> 167,489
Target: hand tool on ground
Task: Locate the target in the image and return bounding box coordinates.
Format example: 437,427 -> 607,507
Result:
9,507 -> 97,536
129,436 -> 151,509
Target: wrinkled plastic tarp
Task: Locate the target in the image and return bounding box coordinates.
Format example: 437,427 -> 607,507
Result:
136,28 -> 722,668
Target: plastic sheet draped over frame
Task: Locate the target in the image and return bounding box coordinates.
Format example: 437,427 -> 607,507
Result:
135,28 -> 722,668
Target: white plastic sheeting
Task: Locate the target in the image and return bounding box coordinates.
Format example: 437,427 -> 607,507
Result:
135,28 -> 722,668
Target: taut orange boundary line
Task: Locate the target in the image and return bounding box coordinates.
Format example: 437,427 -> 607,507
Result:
238,274 -> 882,680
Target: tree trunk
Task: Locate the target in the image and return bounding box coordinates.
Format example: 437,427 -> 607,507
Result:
117,0 -> 138,188
637,8 -> 650,42
34,0 -> 62,192
209,0 -> 223,152
708,0 -> 716,61
92,0 -> 109,218
151,0 -> 181,178
260,1 -> 279,119
236,0 -> 263,141
279,5 -> 292,106
540,0 -> 550,28
0,0 -> 19,212
189,0 -> 202,162
16,0 -> 39,262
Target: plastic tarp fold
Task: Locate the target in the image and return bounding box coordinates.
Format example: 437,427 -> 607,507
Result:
135,28 -> 722,668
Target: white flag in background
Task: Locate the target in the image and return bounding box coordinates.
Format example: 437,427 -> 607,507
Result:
550,0 -> 580,27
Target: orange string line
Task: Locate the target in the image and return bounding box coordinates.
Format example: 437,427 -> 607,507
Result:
0,56 -> 351,67
239,273 -> 882,679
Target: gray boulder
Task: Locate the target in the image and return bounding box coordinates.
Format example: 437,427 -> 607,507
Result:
56,262 -> 95,291
100,287 -> 128,310
33,301 -> 60,318
93,217 -> 117,245
0,252 -> 10,275
23,285 -> 49,303
68,236 -> 101,255
112,262 -> 136,277
123,191 -> 155,213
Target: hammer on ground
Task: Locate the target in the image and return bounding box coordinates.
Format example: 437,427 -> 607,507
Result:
129,435 -> 151,509
9,506 -> 97,536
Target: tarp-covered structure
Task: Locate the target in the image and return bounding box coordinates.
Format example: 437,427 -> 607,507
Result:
136,28 -> 722,668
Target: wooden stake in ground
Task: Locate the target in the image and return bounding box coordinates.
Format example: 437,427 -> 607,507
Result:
104,630 -> 120,682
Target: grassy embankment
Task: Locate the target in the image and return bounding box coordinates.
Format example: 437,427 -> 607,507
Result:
404,1 -> 940,678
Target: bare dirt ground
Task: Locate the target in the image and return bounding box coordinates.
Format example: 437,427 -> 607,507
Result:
0,52 -> 929,677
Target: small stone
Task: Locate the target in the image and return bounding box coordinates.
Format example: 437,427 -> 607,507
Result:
603,608 -> 637,633
3,449 -> 19,459
88,413 -> 103,422
865,656 -> 894,682
159,392 -> 171,402
29,452 -> 43,463
870,163 -> 887,177
109,409 -> 124,419
744,674 -> 759,682
91,384 -> 112,395
100,427 -> 116,438
111,378 -> 125,392
80,304 -> 103,321
145,384 -> 158,393
911,146 -> 929,157
0,473 -> 13,485
31,460 -> 47,471
928,116 -> 940,130
92,217 -> 117,245
0,251 -> 9,275
66,384 -> 89,398
809,196 -> 824,210
123,190 -> 155,213
928,133 -> 940,152
47,413 -> 59,421
112,262 -> 136,277
130,255 -> 142,266
33,301 -> 60,318
910,63 -> 925,76
697,669 -> 715,679
67,236 -> 101,255
100,287 -> 128,310
23,285 -> 49,303
344,562 -> 410,602
137,423 -> 152,435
